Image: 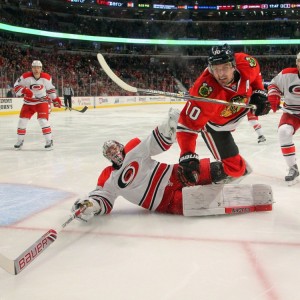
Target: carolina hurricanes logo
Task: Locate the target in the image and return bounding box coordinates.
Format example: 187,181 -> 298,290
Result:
30,84 -> 44,91
118,161 -> 139,188
289,85 -> 300,95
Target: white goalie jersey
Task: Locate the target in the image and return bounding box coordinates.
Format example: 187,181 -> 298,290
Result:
83,107 -> 273,217
90,127 -> 174,215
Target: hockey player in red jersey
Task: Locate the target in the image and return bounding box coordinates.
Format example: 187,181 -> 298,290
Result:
176,44 -> 271,187
13,60 -> 62,150
267,52 -> 300,185
71,108 -> 273,220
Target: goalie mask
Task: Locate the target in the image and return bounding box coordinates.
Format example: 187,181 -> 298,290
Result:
103,140 -> 125,168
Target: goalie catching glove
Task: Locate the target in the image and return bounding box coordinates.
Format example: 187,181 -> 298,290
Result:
72,197 -> 101,222
249,90 -> 271,116
178,152 -> 200,187
53,97 -> 62,108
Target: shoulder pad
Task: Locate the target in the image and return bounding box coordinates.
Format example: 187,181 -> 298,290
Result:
40,72 -> 52,80
282,68 -> 298,75
22,72 -> 33,79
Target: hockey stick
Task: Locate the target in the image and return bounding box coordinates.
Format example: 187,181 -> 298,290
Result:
61,105 -> 88,113
279,106 -> 300,118
97,53 -> 256,110
0,207 -> 86,275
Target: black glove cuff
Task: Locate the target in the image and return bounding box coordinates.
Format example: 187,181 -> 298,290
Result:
179,152 -> 199,163
252,89 -> 267,98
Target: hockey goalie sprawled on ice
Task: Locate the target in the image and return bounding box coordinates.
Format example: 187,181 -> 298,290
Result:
72,108 -> 274,221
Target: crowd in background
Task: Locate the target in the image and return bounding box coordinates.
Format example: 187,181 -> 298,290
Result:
1,3 -> 299,40
1,43 -> 297,98
0,1 -> 299,97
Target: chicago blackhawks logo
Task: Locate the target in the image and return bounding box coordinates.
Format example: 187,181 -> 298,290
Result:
118,161 -> 139,188
220,95 -> 247,117
198,83 -> 212,97
289,85 -> 300,95
245,56 -> 257,68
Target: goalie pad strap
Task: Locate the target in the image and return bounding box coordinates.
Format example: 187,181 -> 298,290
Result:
198,158 -> 212,185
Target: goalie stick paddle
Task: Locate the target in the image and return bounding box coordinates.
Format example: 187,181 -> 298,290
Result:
0,207 -> 86,275
62,105 -> 88,113
97,53 -> 256,110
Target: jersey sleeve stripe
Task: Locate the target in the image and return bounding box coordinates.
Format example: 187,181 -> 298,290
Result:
89,194 -> 113,215
139,163 -> 170,210
177,123 -> 200,134
153,127 -> 172,151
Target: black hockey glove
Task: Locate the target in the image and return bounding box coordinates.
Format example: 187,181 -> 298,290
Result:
210,161 -> 228,184
249,90 -> 271,116
178,152 -> 200,187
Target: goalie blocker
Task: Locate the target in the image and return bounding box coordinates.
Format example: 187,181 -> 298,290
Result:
183,184 -> 273,216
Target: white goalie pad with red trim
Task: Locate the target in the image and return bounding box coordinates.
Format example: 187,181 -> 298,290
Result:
183,184 -> 273,216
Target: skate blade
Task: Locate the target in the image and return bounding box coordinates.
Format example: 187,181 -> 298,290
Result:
286,178 -> 299,186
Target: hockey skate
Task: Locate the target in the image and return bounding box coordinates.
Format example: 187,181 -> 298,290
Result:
14,140 -> 24,150
285,164 -> 299,186
212,160 -> 253,184
258,135 -> 266,144
45,140 -> 53,150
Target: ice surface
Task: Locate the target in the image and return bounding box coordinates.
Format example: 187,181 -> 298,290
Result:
0,104 -> 299,300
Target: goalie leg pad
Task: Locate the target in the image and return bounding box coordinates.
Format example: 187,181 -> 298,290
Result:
182,184 -> 273,216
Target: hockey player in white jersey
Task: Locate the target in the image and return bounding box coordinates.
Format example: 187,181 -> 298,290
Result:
13,60 -> 62,150
268,52 -> 300,185
72,108 -> 273,220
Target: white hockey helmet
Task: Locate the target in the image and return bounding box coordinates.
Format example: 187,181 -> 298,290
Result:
296,52 -> 300,60
32,60 -> 42,67
103,140 -> 125,167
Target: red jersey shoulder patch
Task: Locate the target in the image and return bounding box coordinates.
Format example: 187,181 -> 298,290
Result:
97,166 -> 114,187
235,53 -> 258,68
124,138 -> 141,154
282,68 -> 298,75
40,72 -> 51,80
22,72 -> 33,79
